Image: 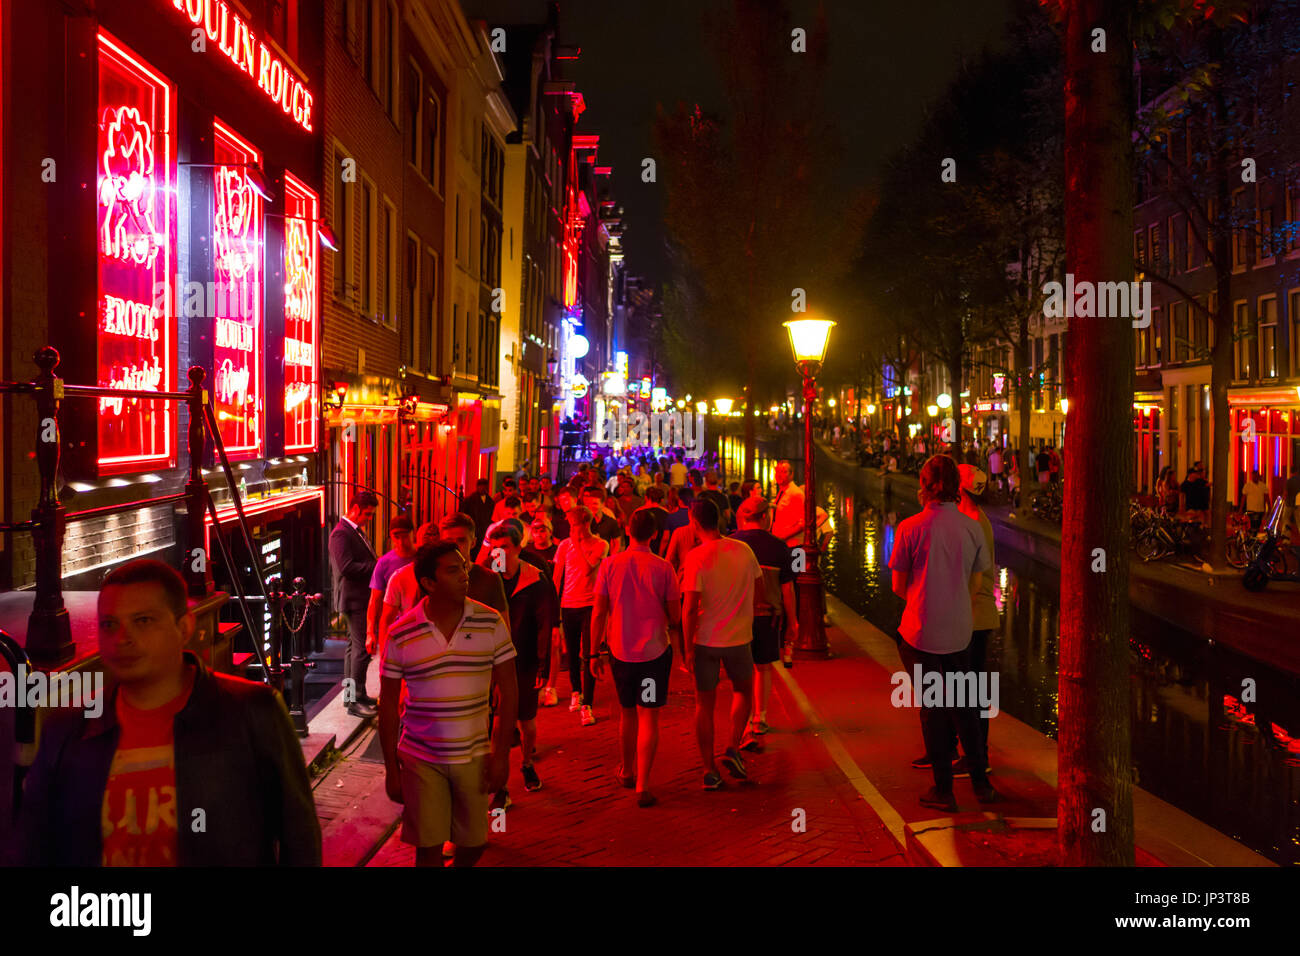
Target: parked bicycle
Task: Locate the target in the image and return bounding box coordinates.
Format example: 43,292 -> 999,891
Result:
1243,496 -> 1300,591
1133,509 -> 1207,564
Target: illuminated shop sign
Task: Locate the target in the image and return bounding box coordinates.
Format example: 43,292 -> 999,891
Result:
97,32 -> 177,474
167,0 -> 314,133
212,119 -> 263,458
282,171 -> 319,453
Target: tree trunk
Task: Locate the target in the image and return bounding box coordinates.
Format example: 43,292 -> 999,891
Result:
1016,326 -> 1033,518
946,352 -> 964,451
1057,0 -> 1135,866
1206,37 -> 1233,572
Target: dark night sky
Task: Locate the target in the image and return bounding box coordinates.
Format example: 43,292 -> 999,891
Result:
463,0 -> 1016,286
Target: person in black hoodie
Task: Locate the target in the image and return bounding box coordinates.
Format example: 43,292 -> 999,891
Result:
459,477 -> 497,545
15,559 -> 320,866
486,522 -> 557,797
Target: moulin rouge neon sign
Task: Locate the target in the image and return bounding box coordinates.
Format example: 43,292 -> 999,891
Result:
97,32 -> 176,474
168,0 -> 314,133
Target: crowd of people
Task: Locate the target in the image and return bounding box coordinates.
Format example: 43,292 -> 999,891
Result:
327,445 -> 835,866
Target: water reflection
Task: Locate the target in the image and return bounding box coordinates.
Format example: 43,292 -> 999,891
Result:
808,448 -> 1300,866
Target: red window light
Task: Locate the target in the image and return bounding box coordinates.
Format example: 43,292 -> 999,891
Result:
212,118 -> 264,459
282,171 -> 319,453
96,31 -> 177,474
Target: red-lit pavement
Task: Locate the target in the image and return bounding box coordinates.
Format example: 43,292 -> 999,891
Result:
360,640 -> 906,867
317,593 -> 1267,867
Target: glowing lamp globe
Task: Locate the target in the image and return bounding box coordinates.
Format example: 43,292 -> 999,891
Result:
937,393 -> 952,409
784,318 -> 836,365
714,398 -> 734,415
866,404 -> 876,415
927,404 -> 939,417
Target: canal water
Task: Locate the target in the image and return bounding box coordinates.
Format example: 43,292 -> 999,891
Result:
740,434 -> 1300,865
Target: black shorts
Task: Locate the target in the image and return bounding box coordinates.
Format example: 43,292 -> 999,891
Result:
751,614 -> 781,665
516,666 -> 539,721
609,647 -> 673,709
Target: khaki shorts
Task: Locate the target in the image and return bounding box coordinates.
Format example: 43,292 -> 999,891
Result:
399,754 -> 488,849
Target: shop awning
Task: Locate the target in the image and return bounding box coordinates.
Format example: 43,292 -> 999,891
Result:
1227,386 -> 1300,407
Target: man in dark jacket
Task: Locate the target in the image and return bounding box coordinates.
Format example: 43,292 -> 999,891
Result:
330,490 -> 379,717
459,478 -> 496,545
486,521 -> 557,797
15,559 -> 320,866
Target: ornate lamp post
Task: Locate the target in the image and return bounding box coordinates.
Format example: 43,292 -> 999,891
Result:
783,318 -> 835,655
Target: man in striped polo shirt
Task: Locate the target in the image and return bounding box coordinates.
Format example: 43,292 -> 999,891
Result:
378,541 -> 518,868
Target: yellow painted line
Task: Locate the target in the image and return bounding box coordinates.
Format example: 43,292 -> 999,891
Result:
775,663 -> 909,851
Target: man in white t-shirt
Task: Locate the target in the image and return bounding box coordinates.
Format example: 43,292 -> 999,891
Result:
888,455 -> 996,813
681,498 -> 763,790
669,453 -> 689,489
591,509 -> 681,806
769,460 -> 805,547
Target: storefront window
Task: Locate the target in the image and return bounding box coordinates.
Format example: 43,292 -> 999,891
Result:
212,119 -> 264,458
283,172 -> 319,453
96,32 -> 177,474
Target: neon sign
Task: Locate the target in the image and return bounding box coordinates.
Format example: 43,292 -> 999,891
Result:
168,0 -> 314,133
212,119 -> 263,458
97,32 -> 176,474
282,171 -> 319,453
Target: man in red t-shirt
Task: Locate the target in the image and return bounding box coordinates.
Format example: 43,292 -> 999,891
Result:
17,559 -> 320,866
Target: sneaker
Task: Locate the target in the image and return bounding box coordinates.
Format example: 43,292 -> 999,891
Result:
490,789 -> 511,812
973,782 -> 1002,804
919,787 -> 958,813
541,687 -> 559,707
442,840 -> 455,858
719,747 -> 748,779
751,719 -> 770,736
951,756 -> 992,778
569,692 -> 581,712
580,705 -> 596,726
739,731 -> 765,754
912,752 -> 957,771
521,763 -> 542,792
702,771 -> 724,790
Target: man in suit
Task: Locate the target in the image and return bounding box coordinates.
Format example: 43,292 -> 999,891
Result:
330,490 -> 379,717
460,478 -> 496,545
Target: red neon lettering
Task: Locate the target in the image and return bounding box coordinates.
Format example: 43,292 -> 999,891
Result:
257,43 -> 272,94
301,91 -> 312,132
204,0 -> 221,42
239,19 -> 255,76
185,0 -> 203,26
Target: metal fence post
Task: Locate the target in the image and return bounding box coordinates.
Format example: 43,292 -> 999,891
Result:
184,366 -> 212,598
27,348 -> 73,665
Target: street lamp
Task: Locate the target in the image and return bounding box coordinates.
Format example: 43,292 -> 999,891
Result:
713,398 -> 733,475
937,393 -> 952,410
783,317 -> 835,657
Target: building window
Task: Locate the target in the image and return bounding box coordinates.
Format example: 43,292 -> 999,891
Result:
1148,222 -> 1161,272
362,0 -> 375,87
1234,300 -> 1251,380
334,146 -> 353,302
1258,295 -> 1278,378
1291,289 -> 1300,377
1258,206 -> 1275,266
405,235 -> 419,368
1172,300 -> 1189,363
1286,177 -> 1300,257
384,2 -> 397,116
1185,216 -> 1198,271
361,178 -> 375,315
407,63 -> 422,168
1232,188 -> 1248,271
382,199 -> 396,327
480,216 -> 488,283
427,249 -> 439,372
427,93 -> 441,189
453,302 -> 460,365
478,311 -> 487,380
